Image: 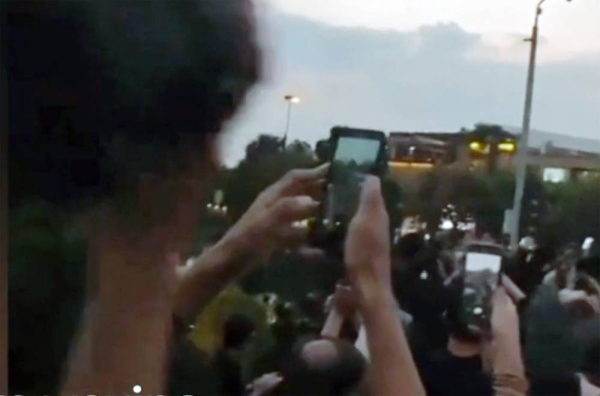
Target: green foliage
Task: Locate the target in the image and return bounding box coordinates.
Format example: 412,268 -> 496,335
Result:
245,134 -> 283,162
221,135 -> 317,220
541,179 -> 600,245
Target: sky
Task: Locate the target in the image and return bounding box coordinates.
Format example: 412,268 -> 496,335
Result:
218,0 -> 600,166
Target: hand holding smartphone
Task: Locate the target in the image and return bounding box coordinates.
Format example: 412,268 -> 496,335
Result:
458,242 -> 505,338
310,126 -> 388,257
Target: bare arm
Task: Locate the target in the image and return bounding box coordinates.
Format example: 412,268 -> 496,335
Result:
345,177 -> 425,396
360,289 -> 425,396
321,306 -> 345,338
489,288 -> 528,396
174,234 -> 252,322
175,165 -> 328,322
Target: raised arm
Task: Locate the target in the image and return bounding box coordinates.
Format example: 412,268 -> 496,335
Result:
488,287 -> 529,396
345,177 -> 425,396
174,164 -> 328,322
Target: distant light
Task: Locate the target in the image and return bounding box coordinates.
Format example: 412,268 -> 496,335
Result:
543,168 -> 569,183
473,307 -> 483,315
388,161 -> 434,169
285,95 -> 301,104
292,219 -> 310,229
206,203 -> 212,209
133,385 -> 142,394
424,233 -> 431,241
498,141 -> 516,153
469,141 -> 490,154
440,219 -> 454,230
420,271 -> 429,280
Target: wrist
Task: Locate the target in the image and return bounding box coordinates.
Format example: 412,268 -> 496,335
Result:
356,287 -> 396,317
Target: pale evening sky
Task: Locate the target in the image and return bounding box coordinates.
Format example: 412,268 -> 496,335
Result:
218,0 -> 600,166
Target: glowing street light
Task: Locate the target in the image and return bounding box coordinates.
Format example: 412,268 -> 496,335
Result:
286,95 -> 300,104
282,95 -> 300,147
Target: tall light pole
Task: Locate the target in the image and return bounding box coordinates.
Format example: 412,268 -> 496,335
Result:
509,0 -> 571,247
282,94 -> 300,148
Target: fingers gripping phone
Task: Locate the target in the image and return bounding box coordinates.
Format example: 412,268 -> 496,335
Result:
457,242 -> 504,338
310,127 -> 388,257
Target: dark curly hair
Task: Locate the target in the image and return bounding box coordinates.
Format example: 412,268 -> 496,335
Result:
3,0 -> 261,208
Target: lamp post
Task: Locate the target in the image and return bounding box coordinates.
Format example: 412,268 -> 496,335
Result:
282,95 -> 300,148
509,0 -> 571,248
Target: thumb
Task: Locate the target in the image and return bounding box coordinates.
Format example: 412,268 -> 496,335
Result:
492,286 -> 512,308
356,176 -> 384,218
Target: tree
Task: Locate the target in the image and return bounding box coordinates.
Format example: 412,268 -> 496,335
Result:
245,134 -> 284,163
381,176 -> 403,232
286,140 -> 314,158
222,136 -> 317,221
540,179 -> 600,247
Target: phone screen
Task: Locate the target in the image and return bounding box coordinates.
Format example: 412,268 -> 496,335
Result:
323,136 -> 382,232
460,252 -> 503,336
465,253 -> 502,285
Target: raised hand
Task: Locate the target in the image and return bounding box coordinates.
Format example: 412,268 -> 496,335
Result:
224,163 -> 329,262
175,164 -> 328,321
344,176 -> 393,307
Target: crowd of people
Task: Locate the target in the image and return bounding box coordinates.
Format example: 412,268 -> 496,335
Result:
4,1 -> 599,395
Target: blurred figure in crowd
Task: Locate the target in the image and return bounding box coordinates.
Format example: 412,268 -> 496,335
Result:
215,314 -> 256,396
271,337 -> 367,396
504,237 -> 546,298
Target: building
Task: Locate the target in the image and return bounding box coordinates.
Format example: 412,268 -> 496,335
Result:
388,125 -> 600,183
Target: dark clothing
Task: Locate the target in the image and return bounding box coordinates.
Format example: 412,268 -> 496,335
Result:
504,254 -> 546,298
168,339 -> 219,396
525,286 -> 581,376
415,349 -> 493,396
215,350 -> 245,396
529,374 -> 581,396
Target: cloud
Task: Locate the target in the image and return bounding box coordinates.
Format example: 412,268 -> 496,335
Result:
220,11 -> 600,166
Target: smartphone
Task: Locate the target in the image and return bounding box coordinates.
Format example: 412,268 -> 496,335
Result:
311,127 -> 388,257
457,242 -> 504,337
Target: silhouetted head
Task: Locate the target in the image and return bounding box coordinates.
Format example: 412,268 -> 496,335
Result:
3,0 -> 261,210
277,337 -> 367,396
222,314 -> 256,351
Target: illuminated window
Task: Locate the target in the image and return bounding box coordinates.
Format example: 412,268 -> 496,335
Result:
498,141 -> 516,153
543,168 -> 568,183
469,141 -> 490,154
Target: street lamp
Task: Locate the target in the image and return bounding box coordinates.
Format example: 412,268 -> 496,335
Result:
509,0 -> 571,248
282,95 -> 300,148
